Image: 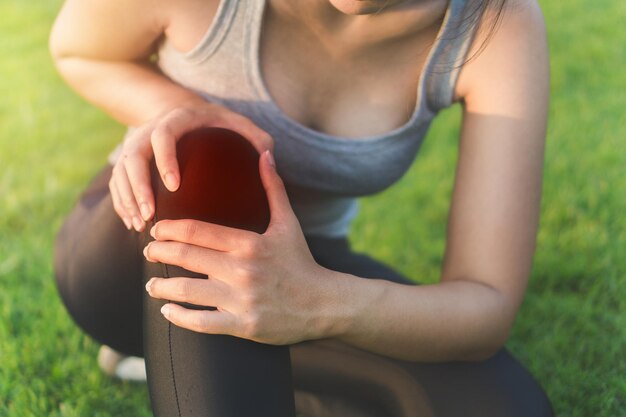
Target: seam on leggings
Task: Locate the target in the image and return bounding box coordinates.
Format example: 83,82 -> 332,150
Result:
164,262 -> 182,417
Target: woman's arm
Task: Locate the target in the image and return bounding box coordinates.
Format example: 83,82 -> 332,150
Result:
142,0 -> 548,363
326,0 -> 550,362
49,0 -> 207,125
49,0 -> 273,232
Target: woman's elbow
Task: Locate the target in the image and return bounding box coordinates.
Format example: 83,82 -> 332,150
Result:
458,296 -> 516,362
461,339 -> 507,362
460,317 -> 514,362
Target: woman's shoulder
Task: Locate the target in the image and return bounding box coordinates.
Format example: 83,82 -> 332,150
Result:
161,0 -> 223,54
50,0 -> 223,61
453,0 -> 548,105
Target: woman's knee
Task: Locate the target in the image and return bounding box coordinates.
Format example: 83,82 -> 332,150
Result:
150,128 -> 270,232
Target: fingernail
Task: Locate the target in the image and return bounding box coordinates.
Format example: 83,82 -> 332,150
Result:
145,277 -> 155,294
161,304 -> 170,318
164,172 -> 178,191
265,150 -> 275,168
143,243 -> 152,261
132,216 -> 144,231
122,217 -> 132,230
140,203 -> 151,221
150,224 -> 156,239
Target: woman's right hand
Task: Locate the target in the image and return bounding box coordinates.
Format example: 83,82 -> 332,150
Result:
109,101 -> 274,232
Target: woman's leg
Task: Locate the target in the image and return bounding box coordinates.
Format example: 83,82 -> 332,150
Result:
142,130 -> 295,417
54,136 -> 554,417
54,150 -> 296,417
292,235 -> 555,417
54,165 -> 144,357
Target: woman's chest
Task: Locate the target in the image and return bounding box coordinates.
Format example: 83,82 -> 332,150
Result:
259,10 -> 439,138
163,0 -> 447,139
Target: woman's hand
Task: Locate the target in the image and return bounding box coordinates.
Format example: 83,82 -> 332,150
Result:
143,151 -> 342,345
109,101 -> 274,231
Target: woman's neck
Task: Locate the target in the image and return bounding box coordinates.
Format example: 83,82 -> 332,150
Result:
268,0 -> 450,51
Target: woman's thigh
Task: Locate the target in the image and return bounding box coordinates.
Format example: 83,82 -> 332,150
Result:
295,237 -> 554,417
54,166 -> 554,417
291,339 -> 553,417
53,165 -> 144,356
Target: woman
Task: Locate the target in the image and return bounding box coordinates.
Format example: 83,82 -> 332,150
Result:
50,0 -> 553,415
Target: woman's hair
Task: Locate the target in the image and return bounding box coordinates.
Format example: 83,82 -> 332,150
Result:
378,0 -> 508,72
462,0 -> 507,66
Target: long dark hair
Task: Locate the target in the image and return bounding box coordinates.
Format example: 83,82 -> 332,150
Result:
463,0 -> 507,65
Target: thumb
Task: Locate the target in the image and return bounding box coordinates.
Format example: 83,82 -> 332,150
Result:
259,150 -> 294,227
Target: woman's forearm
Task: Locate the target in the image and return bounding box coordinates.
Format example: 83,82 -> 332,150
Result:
319,270 -> 516,363
52,57 -> 205,126
49,0 -> 205,126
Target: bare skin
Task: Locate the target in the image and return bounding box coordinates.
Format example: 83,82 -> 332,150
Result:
50,0 -> 549,362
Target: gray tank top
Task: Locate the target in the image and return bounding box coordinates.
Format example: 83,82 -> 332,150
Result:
110,0 -> 479,237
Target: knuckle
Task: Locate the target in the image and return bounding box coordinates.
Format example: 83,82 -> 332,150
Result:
124,154 -> 143,168
151,124 -> 171,143
182,220 -> 199,242
235,263 -> 259,283
192,312 -> 211,333
137,189 -> 151,204
174,106 -> 194,118
174,242 -> 190,261
175,279 -> 193,299
134,183 -> 151,201
163,108 -> 194,128
241,289 -> 261,309
132,123 -> 152,139
241,312 -> 262,339
239,239 -> 256,257
239,236 -> 267,258
122,197 -> 136,210
111,164 -> 122,176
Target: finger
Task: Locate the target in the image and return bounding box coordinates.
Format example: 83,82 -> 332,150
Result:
151,107 -> 211,192
124,154 -> 155,221
145,276 -> 228,308
109,179 -> 132,230
151,106 -> 274,190
259,150 -> 296,227
114,163 -> 145,232
151,219 -> 256,252
144,241 -> 229,278
151,122 -> 181,192
160,303 -> 235,335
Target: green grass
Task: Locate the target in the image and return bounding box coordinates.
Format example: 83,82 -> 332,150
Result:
1,0 -> 624,415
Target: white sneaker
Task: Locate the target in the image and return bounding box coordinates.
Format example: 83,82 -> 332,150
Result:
97,345 -> 147,382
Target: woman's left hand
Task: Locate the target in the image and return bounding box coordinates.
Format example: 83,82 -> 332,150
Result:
143,150 -> 341,345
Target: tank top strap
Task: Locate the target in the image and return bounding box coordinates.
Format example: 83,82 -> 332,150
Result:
424,0 -> 481,112
166,0 -> 241,64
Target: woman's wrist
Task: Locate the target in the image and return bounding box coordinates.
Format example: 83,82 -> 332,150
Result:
316,275 -> 513,362
312,267 -> 388,342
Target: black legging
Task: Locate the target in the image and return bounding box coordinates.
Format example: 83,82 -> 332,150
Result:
53,134 -> 554,417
